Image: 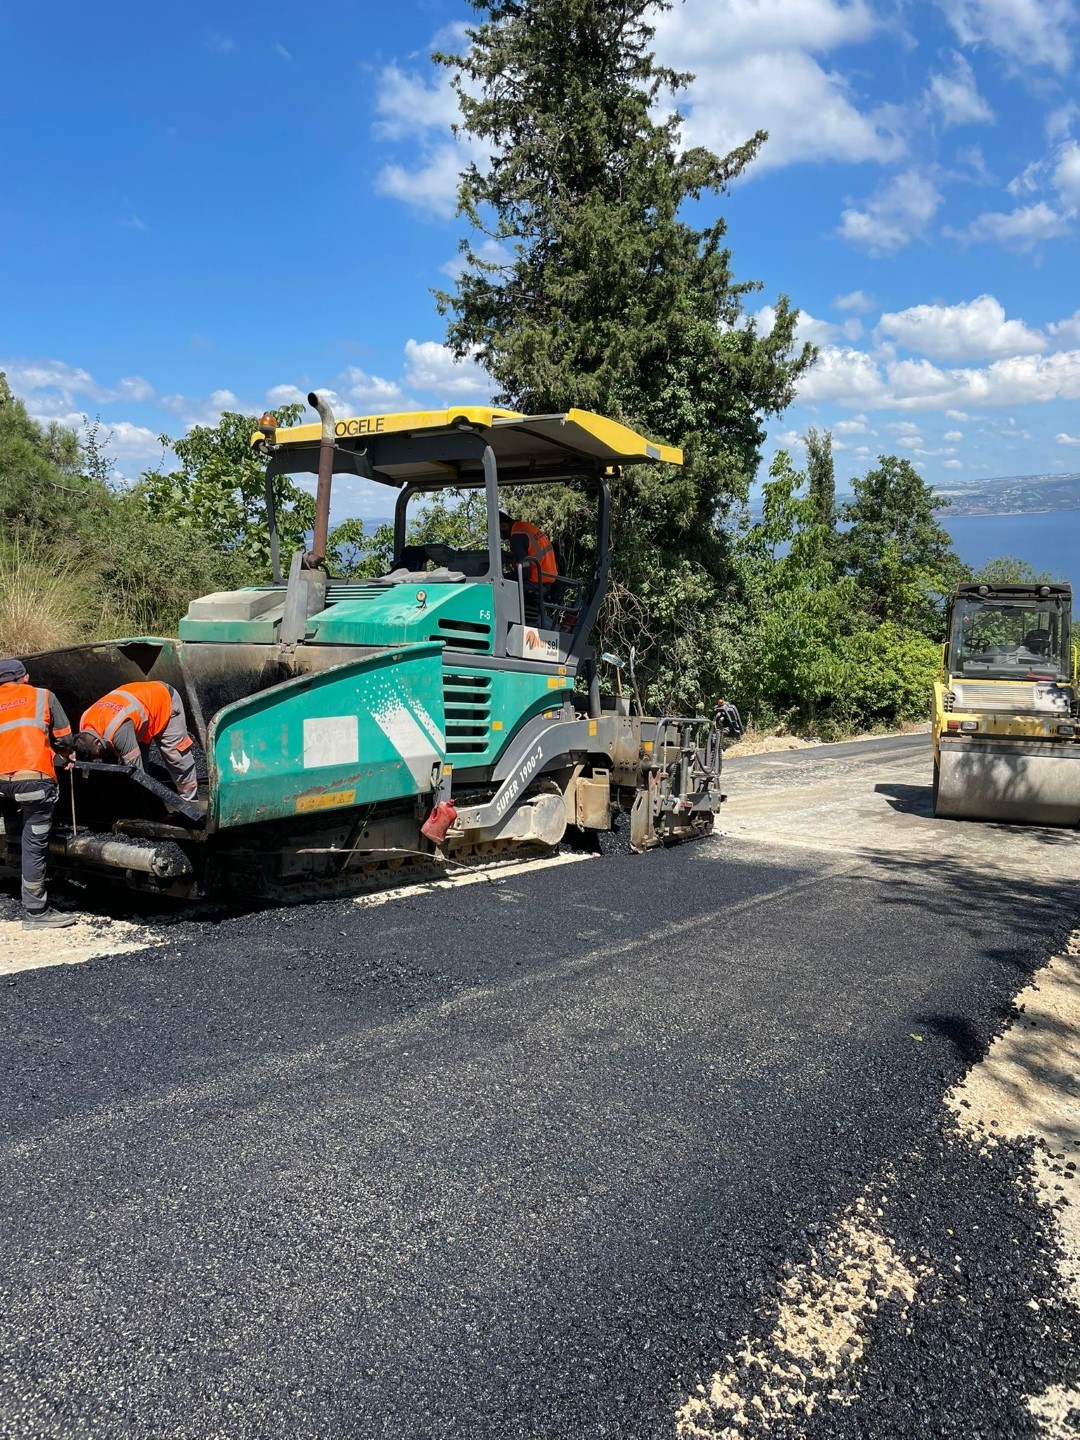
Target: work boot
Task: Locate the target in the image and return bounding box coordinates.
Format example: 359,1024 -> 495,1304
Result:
22,908 -> 77,931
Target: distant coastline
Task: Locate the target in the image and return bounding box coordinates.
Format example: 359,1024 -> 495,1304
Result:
931,471 -> 1080,519
937,505 -> 1080,519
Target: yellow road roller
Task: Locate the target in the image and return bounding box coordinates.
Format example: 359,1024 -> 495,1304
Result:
932,581 -> 1080,824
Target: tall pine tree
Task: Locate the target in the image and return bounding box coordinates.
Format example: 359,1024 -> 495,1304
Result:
435,0 -> 814,708
805,426 -> 836,532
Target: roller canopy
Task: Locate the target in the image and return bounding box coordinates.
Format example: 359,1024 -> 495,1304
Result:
257,407 -> 682,486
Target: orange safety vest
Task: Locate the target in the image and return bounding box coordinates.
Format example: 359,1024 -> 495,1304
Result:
81,681 -> 173,749
511,521 -> 557,587
0,683 -> 61,779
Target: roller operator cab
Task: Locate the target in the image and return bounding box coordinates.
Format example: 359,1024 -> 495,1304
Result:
933,581 -> 1080,825
2,403 -> 742,900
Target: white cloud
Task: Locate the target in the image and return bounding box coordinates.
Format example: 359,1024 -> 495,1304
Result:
876,294 -> 1047,361
263,342 -> 493,422
274,42 -> 292,61
1049,309 -> 1080,346
121,214 -> 149,233
372,56 -> 489,219
798,345 -> 889,403
1053,139 -> 1080,208
161,388 -> 243,429
102,421 -> 162,462
839,168 -> 943,253
1007,157 -> 1044,196
376,146 -> 464,220
663,48 -> 904,171
1057,431 -> 1080,445
886,420 -> 922,435
651,0 -> 903,171
1046,100 -> 1079,140
340,367 -> 412,412
946,200 -> 1072,248
1,358 -> 156,411
800,342 -> 1080,412
752,304 -> 849,347
205,33 -> 234,56
938,0 -> 1077,73
944,429 -> 964,440
928,52 -> 993,127
833,414 -> 873,434
401,340 -> 491,402
661,0 -> 881,55
115,375 -> 155,403
955,143 -> 995,183
832,289 -> 877,313
265,384 -> 307,407
374,64 -> 459,142
944,458 -> 964,468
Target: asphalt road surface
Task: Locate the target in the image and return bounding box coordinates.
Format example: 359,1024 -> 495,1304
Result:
2,733 -> 1079,1438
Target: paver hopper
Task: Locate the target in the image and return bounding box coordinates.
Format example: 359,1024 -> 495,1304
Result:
932,581 -> 1080,825
0,402 -> 742,900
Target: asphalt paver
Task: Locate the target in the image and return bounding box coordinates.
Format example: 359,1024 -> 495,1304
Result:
2,760 -> 1079,1436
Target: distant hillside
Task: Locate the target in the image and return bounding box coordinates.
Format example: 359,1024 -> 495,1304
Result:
932,473 -> 1080,517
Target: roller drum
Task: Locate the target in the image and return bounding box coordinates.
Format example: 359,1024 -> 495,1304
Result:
935,738 -> 1080,826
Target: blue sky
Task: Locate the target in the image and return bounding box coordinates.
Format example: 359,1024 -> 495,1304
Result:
3,0 -> 1080,515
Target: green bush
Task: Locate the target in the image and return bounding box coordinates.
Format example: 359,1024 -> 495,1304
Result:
835,622 -> 940,728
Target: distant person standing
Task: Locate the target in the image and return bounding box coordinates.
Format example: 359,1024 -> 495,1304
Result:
74,681 -> 198,801
0,657 -> 76,929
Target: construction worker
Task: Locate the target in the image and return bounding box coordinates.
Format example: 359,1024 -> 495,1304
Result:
74,681 -> 198,801
499,509 -> 557,588
0,657 -> 76,929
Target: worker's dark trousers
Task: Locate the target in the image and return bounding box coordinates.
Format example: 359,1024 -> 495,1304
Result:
0,777 -> 58,913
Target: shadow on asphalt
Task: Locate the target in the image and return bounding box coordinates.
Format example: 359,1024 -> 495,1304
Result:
875,781 -> 933,816
874,783 -> 1080,846
857,848 -> 1071,965
909,1010 -> 984,1064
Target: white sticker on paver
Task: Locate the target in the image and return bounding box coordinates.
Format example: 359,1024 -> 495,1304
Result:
677,1184 -> 927,1437
0,917 -> 163,975
303,715 -> 359,769
370,698 -> 441,789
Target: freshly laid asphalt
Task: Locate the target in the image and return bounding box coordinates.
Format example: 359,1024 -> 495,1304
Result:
2,738 -> 1079,1438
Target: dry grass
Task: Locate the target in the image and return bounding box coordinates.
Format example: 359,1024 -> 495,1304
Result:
0,539 -> 95,656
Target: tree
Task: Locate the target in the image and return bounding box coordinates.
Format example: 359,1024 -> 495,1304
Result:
973,556 -> 1061,585
732,451 -> 853,726
0,371 -> 99,548
434,0 -> 815,709
841,455 -> 967,633
805,427 -> 836,532
142,406 -> 310,579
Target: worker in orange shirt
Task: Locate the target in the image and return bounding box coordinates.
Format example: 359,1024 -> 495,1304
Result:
499,509 -> 557,588
0,657 -> 77,929
73,681 -> 198,801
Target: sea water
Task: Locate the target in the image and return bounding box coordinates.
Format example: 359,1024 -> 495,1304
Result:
942,510 -> 1080,582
